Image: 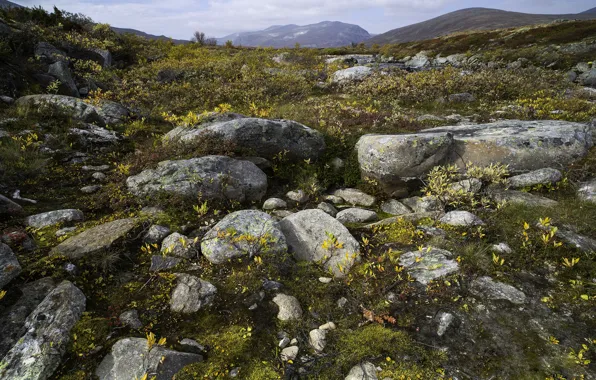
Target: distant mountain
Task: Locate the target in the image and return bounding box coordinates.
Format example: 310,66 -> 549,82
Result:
368,7 -> 596,45
110,27 -> 189,45
0,0 -> 23,9
217,21 -> 371,48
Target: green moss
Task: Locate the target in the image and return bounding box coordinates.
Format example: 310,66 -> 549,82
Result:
68,314 -> 111,357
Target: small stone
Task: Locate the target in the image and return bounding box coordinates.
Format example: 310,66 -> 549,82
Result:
290,338 -> 298,345
331,188 -> 376,207
345,362 -> 378,380
56,227 -> 76,237
272,210 -> 293,219
492,243 -> 512,254
119,310 -> 143,329
436,312 -> 454,337
263,279 -> 283,292
319,322 -> 336,330
489,189 -> 558,207
330,157 -> 345,172
318,277 -> 332,284
80,185 -> 101,194
448,92 -> 476,103
229,367 -> 240,377
337,297 -> 348,308
92,172 -> 107,182
149,255 -> 181,272
281,346 -> 299,361
439,211 -> 484,227
272,294 -> 303,321
508,168 -> 562,189
279,337 -> 291,348
63,263 -> 78,275
263,198 -> 287,210
170,274 -> 217,313
380,199 -> 412,215
25,209 -> 84,229
401,196 -> 444,213
82,165 -> 110,172
317,202 -> 338,217
470,276 -> 526,305
336,208 -> 378,224
398,248 -> 459,285
179,338 -> 206,354
161,233 -> 196,259
578,178 -> 596,203
0,243 -> 22,288
144,225 -> 171,244
450,178 -> 483,194
309,329 -> 327,352
323,195 -> 344,204
286,190 -> 309,204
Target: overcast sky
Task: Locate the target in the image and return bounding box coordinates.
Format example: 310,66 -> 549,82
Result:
11,0 -> 596,39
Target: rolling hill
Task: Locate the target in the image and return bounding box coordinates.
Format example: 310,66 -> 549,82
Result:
0,0 -> 22,9
368,7 -> 596,45
217,21 -> 371,48
110,27 -> 189,45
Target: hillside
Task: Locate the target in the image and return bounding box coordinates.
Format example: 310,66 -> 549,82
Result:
111,26 -> 189,45
217,21 -> 371,48
582,7 -> 596,14
0,0 -> 21,9
368,7 -> 596,45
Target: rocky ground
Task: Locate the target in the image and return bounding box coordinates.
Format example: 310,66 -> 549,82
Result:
1,8 -> 596,380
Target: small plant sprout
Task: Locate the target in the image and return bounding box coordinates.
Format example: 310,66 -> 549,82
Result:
562,257 -> 580,268
193,201 -> 209,217
0,290 -> 6,300
492,253 -> 505,266
548,336 -> 559,345
146,332 -> 166,349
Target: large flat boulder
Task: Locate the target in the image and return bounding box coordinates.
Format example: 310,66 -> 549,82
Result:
201,210 -> 287,264
279,209 -> 360,277
51,218 -> 138,259
0,243 -> 21,288
25,209 -> 84,229
164,117 -> 325,162
0,281 -> 85,380
332,66 -> 373,84
126,156 -> 267,202
95,337 -> 203,380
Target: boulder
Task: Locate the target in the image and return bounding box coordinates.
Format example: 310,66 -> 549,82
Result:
418,120 -> 594,172
331,188 -> 376,207
48,61 -> 79,97
405,52 -> 430,70
0,95 -> 14,105
170,274 -> 217,313
0,281 -> 85,380
119,310 -> 143,329
95,337 -> 202,380
286,189 -> 309,203
272,293 -> 303,321
488,189 -> 558,207
380,199 -> 413,215
356,133 -> 453,194
331,66 -> 373,84
149,255 -> 181,272
579,69 -> 596,87
161,233 -> 196,259
279,209 -> 360,277
70,124 -> 120,145
317,202 -> 338,217
470,276 -> 526,305
398,248 -> 459,285
448,92 -> 476,103
336,208 -> 378,224
143,225 -> 171,244
263,198 -> 287,210
34,42 -> 67,63
0,194 -> 23,216
439,211 -> 484,227
0,243 -> 21,288
507,168 -> 562,189
126,156 -> 267,203
401,196 -> 444,213
578,179 -> 596,203
25,209 -> 84,229
164,117 -> 325,162
51,218 -> 138,259
95,100 -> 131,126
66,46 -> 112,68
450,178 -> 483,194
201,210 -> 287,264
345,362 -> 378,380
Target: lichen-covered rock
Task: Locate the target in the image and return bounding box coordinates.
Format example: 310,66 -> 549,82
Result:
507,168 -> 562,189
331,66 -> 373,83
439,211 -> 484,227
272,293 -> 303,321
286,189 -> 309,203
488,189 -> 558,207
336,208 -> 378,224
470,277 -> 526,305
170,274 -> 217,313
401,196 -> 444,213
380,199 -> 413,215
144,225 -> 171,244
51,218 -> 138,259
578,178 -> 596,203
164,117 -> 325,162
126,156 -> 267,202
149,255 -> 181,272
119,310 -> 143,329
161,233 -> 196,259
345,362 -> 378,380
95,337 -> 202,380
0,243 -> 21,288
201,210 -> 287,264
331,188 -> 376,207
398,248 -> 459,285
34,42 -> 66,63
279,209 -> 360,277
0,281 -> 85,380
317,202 -> 338,217
25,209 -> 84,229
48,61 -> 79,97
309,328 -> 327,352
356,133 -> 453,194
263,198 -> 287,210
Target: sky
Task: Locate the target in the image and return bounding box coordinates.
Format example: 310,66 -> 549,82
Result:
11,0 -> 596,39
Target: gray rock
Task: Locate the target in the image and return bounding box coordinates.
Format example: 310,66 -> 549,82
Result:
323,194 -> 344,204
95,337 -> 202,380
470,276 -> 526,305
94,100 -> 131,126
281,346 -> 299,361
398,248 -> 459,285
380,199 -> 412,215
309,329 -> 327,352
48,61 -> 79,97
0,194 -> 24,216
0,95 -> 14,105
405,52 -> 430,69
508,168 -> 562,189
489,189 -> 558,207
279,209 -> 361,277
417,114 -> 445,122
70,124 -> 120,145
401,196 -> 444,213
439,211 -> 484,227
126,156 -> 267,203
272,293 -> 303,321
551,226 -> 596,253
345,362 -> 378,380
436,312 -> 454,337
51,218 -> 138,259
34,42 -> 66,63
419,120 -> 594,172
25,209 -> 84,229
332,66 -> 373,84
164,117 -> 325,162
170,274 -> 217,313
92,172 -> 107,182
0,243 -> 21,288
149,255 -> 182,272
201,210 -> 287,264
119,310 -> 143,329
144,225 -> 171,244
578,178 -> 596,203
356,133 -> 453,194
448,92 -> 476,103
336,208 -> 378,224
0,278 -> 55,358
179,338 -> 206,354
331,188 -> 376,207
80,185 -> 102,194
286,189 -> 309,203
317,202 -> 338,217
0,281 -> 85,380
492,243 -> 513,254
263,197 -> 287,210
161,233 -> 196,259
579,69 -> 596,87
450,178 -> 483,194
56,227 -> 77,237
330,157 -> 345,171
82,165 -> 110,172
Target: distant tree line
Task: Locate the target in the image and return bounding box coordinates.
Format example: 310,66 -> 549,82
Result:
192,31 -> 217,46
